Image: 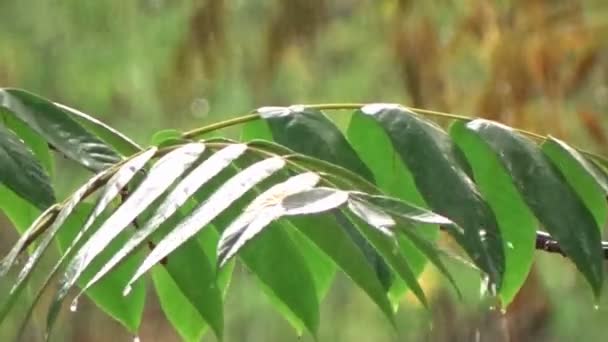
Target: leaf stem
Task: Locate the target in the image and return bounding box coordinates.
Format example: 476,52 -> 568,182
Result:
181,103 -> 608,167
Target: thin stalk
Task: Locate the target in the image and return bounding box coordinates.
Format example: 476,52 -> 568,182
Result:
182,113 -> 260,139
182,103 -> 608,167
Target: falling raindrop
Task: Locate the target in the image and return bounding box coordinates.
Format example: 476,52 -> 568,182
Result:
69,298 -> 79,312
123,285 -> 132,297
594,304 -> 600,311
506,242 -> 514,249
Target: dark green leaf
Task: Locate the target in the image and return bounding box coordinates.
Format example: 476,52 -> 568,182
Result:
348,112 -> 440,306
450,121 -> 539,304
542,137 -> 607,229
0,111 -> 54,175
55,102 -> 142,155
258,106 -> 374,182
463,119 -> 604,296
0,124 -> 54,209
0,88 -> 121,171
357,104 -> 504,287
288,213 -> 395,325
343,208 -> 428,307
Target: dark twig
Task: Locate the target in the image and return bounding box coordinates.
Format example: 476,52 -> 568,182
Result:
535,231 -> 608,258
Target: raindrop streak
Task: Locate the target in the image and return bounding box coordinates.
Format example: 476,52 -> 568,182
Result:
123,285 -> 132,297
69,298 -> 78,312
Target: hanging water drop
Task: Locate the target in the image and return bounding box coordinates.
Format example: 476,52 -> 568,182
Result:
500,307 -> 507,315
507,242 -> 514,249
133,335 -> 141,342
69,298 -> 79,312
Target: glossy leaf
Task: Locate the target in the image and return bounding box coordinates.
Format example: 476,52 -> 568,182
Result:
258,105 -> 374,182
348,112 -> 440,306
54,203 -> 146,334
0,110 -> 54,175
288,213 -> 395,325
125,157 -> 287,288
357,104 -> 505,287
0,162 -> 116,324
0,124 -> 54,209
42,147 -> 157,333
450,121 -> 537,304
343,208 -> 428,307
464,119 -> 604,296
256,107 -> 393,290
48,144 -> 202,329
542,137 -> 607,229
0,88 -> 122,171
81,144 -> 246,293
54,102 -> 142,155
217,173 -> 321,266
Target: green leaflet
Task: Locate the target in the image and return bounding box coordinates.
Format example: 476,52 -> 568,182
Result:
288,213 -> 395,325
0,88 -> 121,171
542,137 -> 607,230
258,106 -> 375,182
463,119 -> 604,297
48,144 -> 202,333
43,148 -> 157,335
349,194 -> 461,299
53,203 -> 146,335
357,104 -> 505,288
342,208 -> 428,308
217,173 -> 323,265
124,157 -> 321,337
0,110 -> 54,175
0,124 -> 54,209
149,129 -> 187,148
450,121 -> 536,305
348,112 -> 439,306
152,267 -> 208,342
252,107 -> 392,289
81,145 -> 247,340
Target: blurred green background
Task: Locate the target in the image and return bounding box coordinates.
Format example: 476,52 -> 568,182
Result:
2,0 -> 608,341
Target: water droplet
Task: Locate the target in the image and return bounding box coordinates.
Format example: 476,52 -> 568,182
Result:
479,229 -> 487,238
123,285 -> 132,297
70,298 -> 79,312
507,242 -> 514,249
500,307 -> 507,315
594,304 -> 600,311
190,98 -> 210,118
133,335 -> 141,342
479,275 -> 490,298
